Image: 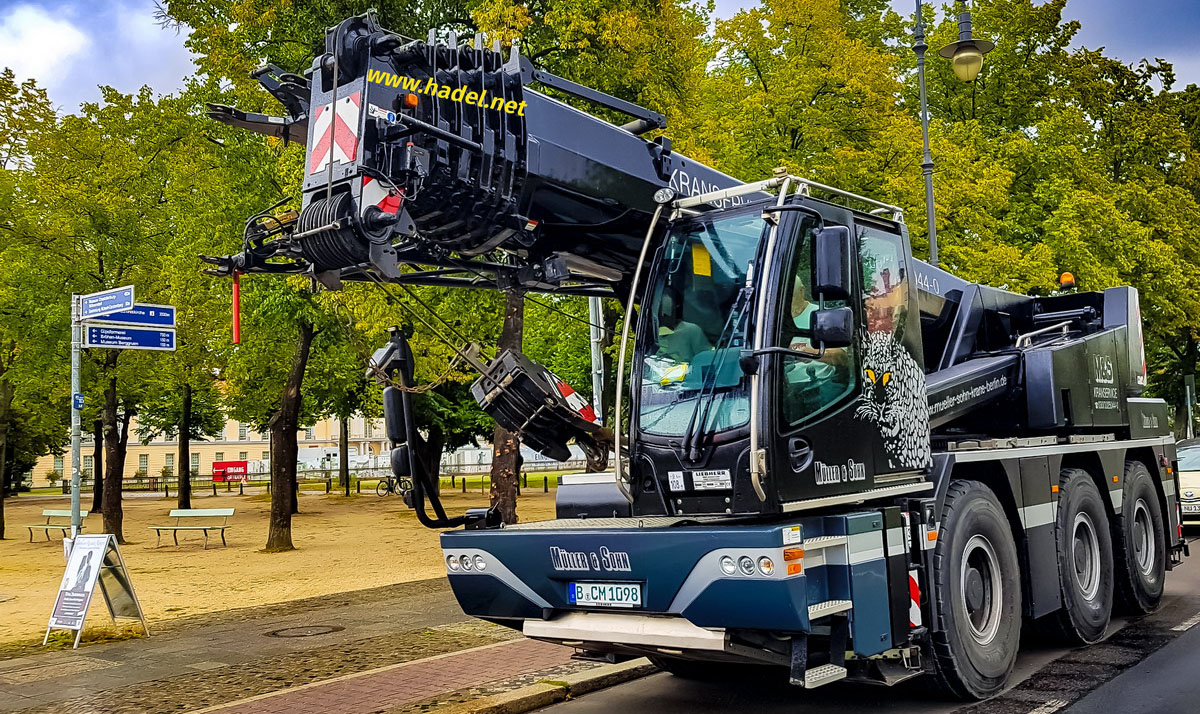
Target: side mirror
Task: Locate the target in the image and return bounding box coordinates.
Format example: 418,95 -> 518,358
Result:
813,306 -> 853,349
814,226 -> 852,301
382,386 -> 407,443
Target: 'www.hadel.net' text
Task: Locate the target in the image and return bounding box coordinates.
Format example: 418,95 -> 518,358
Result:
368,70 -> 528,116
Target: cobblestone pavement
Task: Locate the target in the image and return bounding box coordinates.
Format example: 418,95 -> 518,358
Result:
191,638 -> 581,714
0,578 -> 516,713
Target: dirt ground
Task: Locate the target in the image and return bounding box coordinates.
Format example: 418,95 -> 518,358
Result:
0,486 -> 558,646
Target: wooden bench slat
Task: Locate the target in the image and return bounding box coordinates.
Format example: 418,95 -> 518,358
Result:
41,510 -> 88,518
166,508 -> 235,518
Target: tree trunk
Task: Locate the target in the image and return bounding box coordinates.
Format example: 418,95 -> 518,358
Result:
90,419 -> 104,513
338,416 -> 349,492
265,320 -> 314,552
101,378 -> 133,543
490,291 -> 524,524
0,382 -> 11,540
177,382 -> 192,509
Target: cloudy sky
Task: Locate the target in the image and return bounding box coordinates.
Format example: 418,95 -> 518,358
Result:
1,0 -> 1198,113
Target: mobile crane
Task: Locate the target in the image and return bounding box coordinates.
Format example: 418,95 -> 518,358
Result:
206,13 -> 1188,700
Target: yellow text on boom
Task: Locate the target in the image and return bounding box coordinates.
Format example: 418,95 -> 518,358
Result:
367,70 -> 528,116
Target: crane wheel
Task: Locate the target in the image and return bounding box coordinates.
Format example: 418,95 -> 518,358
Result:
930,480 -> 1022,700
1049,469 -> 1114,644
1113,461 -> 1166,614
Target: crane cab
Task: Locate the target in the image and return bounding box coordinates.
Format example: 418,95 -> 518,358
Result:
625,177 -> 932,519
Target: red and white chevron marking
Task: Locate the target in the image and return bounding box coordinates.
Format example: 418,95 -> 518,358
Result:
309,92 -> 362,174
908,569 -> 922,627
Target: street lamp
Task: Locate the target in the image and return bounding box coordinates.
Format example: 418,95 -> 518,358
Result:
913,1 -> 994,265
939,10 -> 995,83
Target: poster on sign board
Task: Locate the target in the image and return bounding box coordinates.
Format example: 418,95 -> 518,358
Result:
212,460 -> 249,482
45,534 -> 148,648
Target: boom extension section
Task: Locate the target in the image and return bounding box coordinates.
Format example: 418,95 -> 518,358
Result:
203,12 -> 745,295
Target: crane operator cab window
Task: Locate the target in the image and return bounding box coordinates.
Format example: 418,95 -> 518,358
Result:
779,219 -> 856,425
639,211 -> 766,437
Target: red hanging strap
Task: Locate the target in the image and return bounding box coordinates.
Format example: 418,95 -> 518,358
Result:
232,271 -> 242,344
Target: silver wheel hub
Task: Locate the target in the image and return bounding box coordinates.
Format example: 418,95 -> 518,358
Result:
1132,498 -> 1155,576
961,534 -> 1003,646
1072,511 -> 1101,601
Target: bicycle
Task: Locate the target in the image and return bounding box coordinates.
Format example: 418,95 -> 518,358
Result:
376,475 -> 412,497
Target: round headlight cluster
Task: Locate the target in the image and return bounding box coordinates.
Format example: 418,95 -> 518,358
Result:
446,553 -> 489,571
738,556 -> 755,576
757,557 -> 774,576
720,555 -> 737,575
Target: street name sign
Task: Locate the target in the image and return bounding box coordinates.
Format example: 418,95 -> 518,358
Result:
98,303 -> 177,328
45,535 -> 148,648
79,286 -> 135,320
84,325 -> 176,351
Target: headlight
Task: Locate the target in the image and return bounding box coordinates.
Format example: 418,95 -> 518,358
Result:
446,555 -> 460,571
459,554 -> 473,571
738,556 -> 755,576
473,555 -> 487,571
757,556 -> 775,576
720,555 -> 737,575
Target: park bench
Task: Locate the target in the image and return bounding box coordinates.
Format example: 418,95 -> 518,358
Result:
149,508 -> 234,549
26,509 -> 87,542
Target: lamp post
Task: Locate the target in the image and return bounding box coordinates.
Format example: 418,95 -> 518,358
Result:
913,1 -> 993,265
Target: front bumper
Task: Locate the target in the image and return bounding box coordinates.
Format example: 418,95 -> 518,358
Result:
440,512 -> 900,658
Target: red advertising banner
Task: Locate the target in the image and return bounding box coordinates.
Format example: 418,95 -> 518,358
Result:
212,460 -> 249,482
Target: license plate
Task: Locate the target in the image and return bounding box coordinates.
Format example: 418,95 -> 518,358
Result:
568,581 -> 643,608
1183,504 -> 1200,514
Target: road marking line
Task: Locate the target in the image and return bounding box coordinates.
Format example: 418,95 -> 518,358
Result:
1171,610 -> 1200,632
1026,699 -> 1068,714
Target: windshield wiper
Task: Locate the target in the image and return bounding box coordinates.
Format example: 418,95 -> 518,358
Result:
680,283 -> 752,461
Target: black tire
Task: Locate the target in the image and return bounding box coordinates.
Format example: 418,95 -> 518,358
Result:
930,480 -> 1022,700
1113,460 -> 1167,614
376,479 -> 391,497
1050,469 -> 1114,644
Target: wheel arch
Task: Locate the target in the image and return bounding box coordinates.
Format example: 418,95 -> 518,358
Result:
1061,451 -> 1119,526
1123,446 -> 1170,535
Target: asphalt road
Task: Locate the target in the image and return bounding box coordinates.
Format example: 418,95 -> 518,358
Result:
543,534 -> 1200,714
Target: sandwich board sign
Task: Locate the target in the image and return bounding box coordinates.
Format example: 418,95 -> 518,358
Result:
44,534 -> 148,648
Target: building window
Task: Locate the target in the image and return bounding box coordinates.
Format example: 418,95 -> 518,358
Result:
304,426 -> 315,440
54,455 -> 64,472
83,455 -> 94,477
262,450 -> 270,461
164,454 -> 174,476
238,424 -> 248,440
239,451 -> 248,461
138,454 -> 149,472
215,451 -> 224,463
191,453 -> 200,474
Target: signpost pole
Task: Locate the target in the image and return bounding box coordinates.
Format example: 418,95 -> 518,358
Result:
70,296 -> 83,537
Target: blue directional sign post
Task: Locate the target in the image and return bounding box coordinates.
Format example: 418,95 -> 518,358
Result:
97,304 -> 176,328
84,325 -> 176,351
79,286 -> 135,320
69,287 -> 173,536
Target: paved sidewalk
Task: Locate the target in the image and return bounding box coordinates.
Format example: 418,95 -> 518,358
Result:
192,638 -> 578,714
0,578 -> 525,714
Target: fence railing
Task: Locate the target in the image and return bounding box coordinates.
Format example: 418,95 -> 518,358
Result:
63,466 -> 568,496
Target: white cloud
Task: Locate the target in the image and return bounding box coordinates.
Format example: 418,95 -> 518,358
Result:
0,4 -> 91,85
